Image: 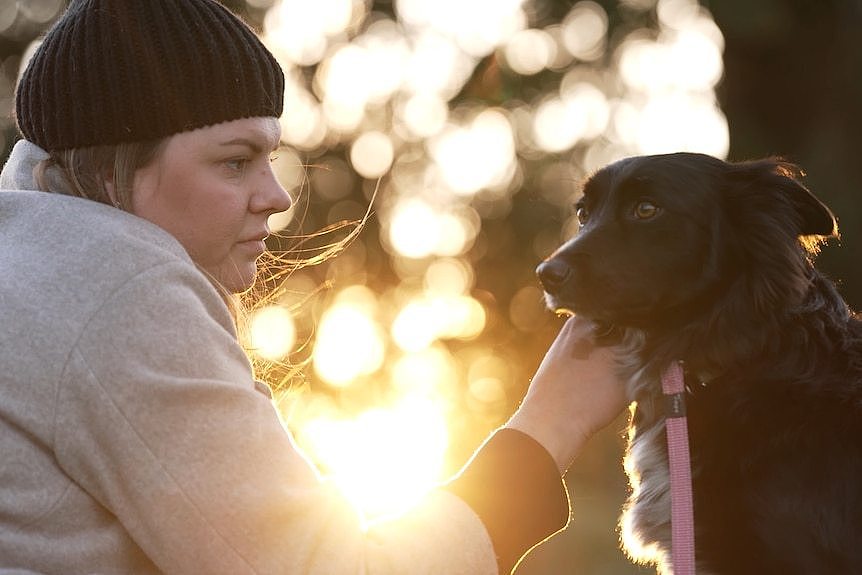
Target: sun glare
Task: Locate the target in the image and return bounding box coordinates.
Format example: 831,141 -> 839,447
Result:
297,399 -> 450,521
313,300 -> 385,387
249,305 -> 297,360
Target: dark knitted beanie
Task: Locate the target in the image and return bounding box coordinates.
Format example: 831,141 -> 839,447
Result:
15,0 -> 284,151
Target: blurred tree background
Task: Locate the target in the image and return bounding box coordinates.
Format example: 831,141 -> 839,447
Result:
1,1 -> 859,573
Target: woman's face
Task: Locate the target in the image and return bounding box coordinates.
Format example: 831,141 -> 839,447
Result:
131,117 -> 292,292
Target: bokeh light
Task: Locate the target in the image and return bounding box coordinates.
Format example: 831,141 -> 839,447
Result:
387,199 -> 443,259
391,294 -> 485,351
349,131 -> 394,178
424,257 -> 474,295
429,109 -> 517,195
397,92 -> 449,138
249,305 -> 297,360
19,0 -> 64,24
384,199 -> 479,259
397,0 -> 526,57
312,287 -> 386,387
263,0 -> 358,66
390,346 -> 459,398
0,0 -> 67,161
503,28 -> 556,75
560,1 -> 608,61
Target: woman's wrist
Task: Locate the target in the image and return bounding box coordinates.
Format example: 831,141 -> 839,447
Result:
504,407 -> 588,474
510,317 -> 628,473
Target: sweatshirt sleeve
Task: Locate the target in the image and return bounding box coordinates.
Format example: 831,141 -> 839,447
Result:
445,429 -> 570,574
54,259 -> 564,574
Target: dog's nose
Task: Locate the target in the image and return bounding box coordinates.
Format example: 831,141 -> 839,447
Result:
536,259 -> 572,295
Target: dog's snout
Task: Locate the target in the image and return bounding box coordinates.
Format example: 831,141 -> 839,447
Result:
537,259 -> 573,295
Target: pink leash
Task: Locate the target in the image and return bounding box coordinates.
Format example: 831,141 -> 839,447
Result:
661,362 -> 696,575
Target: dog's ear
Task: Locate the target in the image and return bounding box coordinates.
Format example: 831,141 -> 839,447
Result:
775,165 -> 837,238
719,158 -> 837,317
727,158 -> 838,239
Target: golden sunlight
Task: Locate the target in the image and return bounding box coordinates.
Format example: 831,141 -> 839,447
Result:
313,297 -> 385,387
392,299 -> 439,352
424,257 -> 474,295
388,199 -> 447,258
388,201 -> 437,258
298,399 -> 450,520
533,92 -> 605,153
613,0 -> 728,157
392,295 -> 486,352
390,347 -> 459,398
429,109 -> 516,195
249,305 -> 297,360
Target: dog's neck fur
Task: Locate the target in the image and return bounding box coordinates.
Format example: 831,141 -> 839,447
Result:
621,251 -> 852,384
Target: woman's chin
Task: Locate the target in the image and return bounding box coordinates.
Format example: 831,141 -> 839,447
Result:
209,262 -> 257,294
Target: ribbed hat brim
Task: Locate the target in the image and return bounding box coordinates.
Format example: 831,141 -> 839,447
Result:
16,0 -> 284,151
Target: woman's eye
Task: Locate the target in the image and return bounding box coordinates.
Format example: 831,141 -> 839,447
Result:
224,158 -> 248,173
634,200 -> 660,220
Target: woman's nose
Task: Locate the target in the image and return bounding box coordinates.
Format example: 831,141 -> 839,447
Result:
253,166 -> 292,215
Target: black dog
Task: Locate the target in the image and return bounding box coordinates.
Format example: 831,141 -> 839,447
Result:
537,153 -> 862,574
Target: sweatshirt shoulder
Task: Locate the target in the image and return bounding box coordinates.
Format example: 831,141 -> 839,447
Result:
0,191 -> 217,342
1,190 -> 190,269
0,191 -> 231,392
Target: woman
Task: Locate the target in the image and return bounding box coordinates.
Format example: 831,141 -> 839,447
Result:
0,1 -> 627,573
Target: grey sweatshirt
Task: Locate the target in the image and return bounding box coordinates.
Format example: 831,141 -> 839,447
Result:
0,140 -> 567,574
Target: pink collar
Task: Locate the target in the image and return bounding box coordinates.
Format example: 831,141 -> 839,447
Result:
662,362 -> 696,574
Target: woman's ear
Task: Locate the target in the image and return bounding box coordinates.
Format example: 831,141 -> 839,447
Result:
103,169 -> 120,208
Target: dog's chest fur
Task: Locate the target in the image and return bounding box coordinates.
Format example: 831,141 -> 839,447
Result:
617,330 -> 766,575
615,316 -> 862,575
615,329 -> 683,575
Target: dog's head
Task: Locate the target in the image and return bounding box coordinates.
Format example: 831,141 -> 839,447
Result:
537,152 -> 837,331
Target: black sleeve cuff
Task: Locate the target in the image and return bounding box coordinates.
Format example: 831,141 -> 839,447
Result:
444,428 -> 570,574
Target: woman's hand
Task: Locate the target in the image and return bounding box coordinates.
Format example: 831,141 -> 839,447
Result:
505,316 -> 628,473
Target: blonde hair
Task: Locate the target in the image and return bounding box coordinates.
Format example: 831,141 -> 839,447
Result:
239,192 -> 374,396
34,140 -> 165,211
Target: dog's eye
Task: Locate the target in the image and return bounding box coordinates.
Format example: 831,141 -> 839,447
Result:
576,206 -> 590,225
633,200 -> 660,220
